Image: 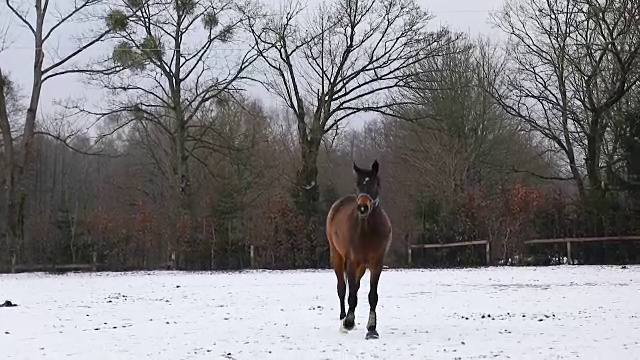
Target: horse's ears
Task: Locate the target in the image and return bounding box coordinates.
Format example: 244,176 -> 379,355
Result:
353,162 -> 361,174
371,160 -> 379,174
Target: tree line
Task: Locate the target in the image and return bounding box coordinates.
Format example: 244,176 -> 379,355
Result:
1,0 -> 639,271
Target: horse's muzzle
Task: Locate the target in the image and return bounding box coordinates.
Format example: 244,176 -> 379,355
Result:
357,203 -> 370,216
356,195 -> 373,217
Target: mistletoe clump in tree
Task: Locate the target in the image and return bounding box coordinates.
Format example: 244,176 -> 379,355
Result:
83,0 -> 259,263
95,0 -> 258,217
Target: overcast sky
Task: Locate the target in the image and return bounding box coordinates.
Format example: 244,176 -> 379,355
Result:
0,0 -> 506,130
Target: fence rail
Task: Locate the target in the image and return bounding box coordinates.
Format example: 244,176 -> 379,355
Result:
408,235 -> 640,266
522,236 -> 640,264
9,252 -> 177,274
8,236 -> 639,272
408,240 -> 490,266
7,245 -> 260,273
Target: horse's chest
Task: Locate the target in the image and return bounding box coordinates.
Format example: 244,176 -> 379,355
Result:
350,228 -> 383,250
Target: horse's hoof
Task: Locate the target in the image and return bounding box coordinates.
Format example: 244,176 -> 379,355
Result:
339,323 -> 350,333
365,329 -> 379,339
342,317 -> 355,331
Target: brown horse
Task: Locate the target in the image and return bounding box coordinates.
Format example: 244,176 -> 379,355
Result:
325,160 -> 392,340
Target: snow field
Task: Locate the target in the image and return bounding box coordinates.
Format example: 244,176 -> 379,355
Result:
1,266 -> 639,359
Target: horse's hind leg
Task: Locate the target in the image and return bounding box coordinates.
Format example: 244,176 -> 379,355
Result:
365,260 -> 384,339
329,242 -> 347,320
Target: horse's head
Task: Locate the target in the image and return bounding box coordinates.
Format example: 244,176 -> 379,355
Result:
353,160 -> 381,218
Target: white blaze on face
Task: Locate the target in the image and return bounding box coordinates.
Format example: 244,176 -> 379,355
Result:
363,177 -> 369,184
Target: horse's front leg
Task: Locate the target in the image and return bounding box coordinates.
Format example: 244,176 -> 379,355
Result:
365,261 -> 383,339
342,260 -> 362,330
329,244 -> 347,321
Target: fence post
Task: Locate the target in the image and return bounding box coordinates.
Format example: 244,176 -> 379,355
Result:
250,245 -> 255,268
170,251 -> 176,270
407,246 -> 412,267
485,241 -> 491,266
92,251 -> 98,271
566,241 -> 572,264
211,224 -> 216,270
11,254 -> 16,273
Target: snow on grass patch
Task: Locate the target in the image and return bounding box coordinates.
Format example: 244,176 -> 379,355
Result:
1,265 -> 639,359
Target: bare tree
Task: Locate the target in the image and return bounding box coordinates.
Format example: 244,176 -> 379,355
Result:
567,0 -> 640,196
390,36 -> 541,207
62,0 -> 262,263
244,0 -> 458,216
0,0 -> 117,264
489,0 -> 640,199
77,0 -> 259,217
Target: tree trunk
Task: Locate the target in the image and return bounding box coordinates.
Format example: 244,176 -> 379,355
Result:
0,73 -> 15,266
561,124 -> 586,198
0,68 -> 42,266
2,4 -> 47,266
584,112 -> 609,232
294,138 -> 320,213
585,132 -> 602,194
174,127 -> 194,266
626,113 -> 640,217
292,131 -> 324,267
173,94 -> 196,268
176,127 -> 192,215
584,122 -> 608,235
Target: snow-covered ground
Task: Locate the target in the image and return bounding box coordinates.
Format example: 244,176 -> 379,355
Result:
1,266 -> 639,359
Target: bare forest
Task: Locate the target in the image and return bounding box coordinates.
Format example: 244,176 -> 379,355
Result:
1,0 -> 640,272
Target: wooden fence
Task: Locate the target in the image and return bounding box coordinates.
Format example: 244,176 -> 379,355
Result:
407,240 -> 490,266
7,246 -> 259,273
9,251 -> 177,274
10,236 -> 639,271
522,236 -> 640,264
408,236 -> 640,266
